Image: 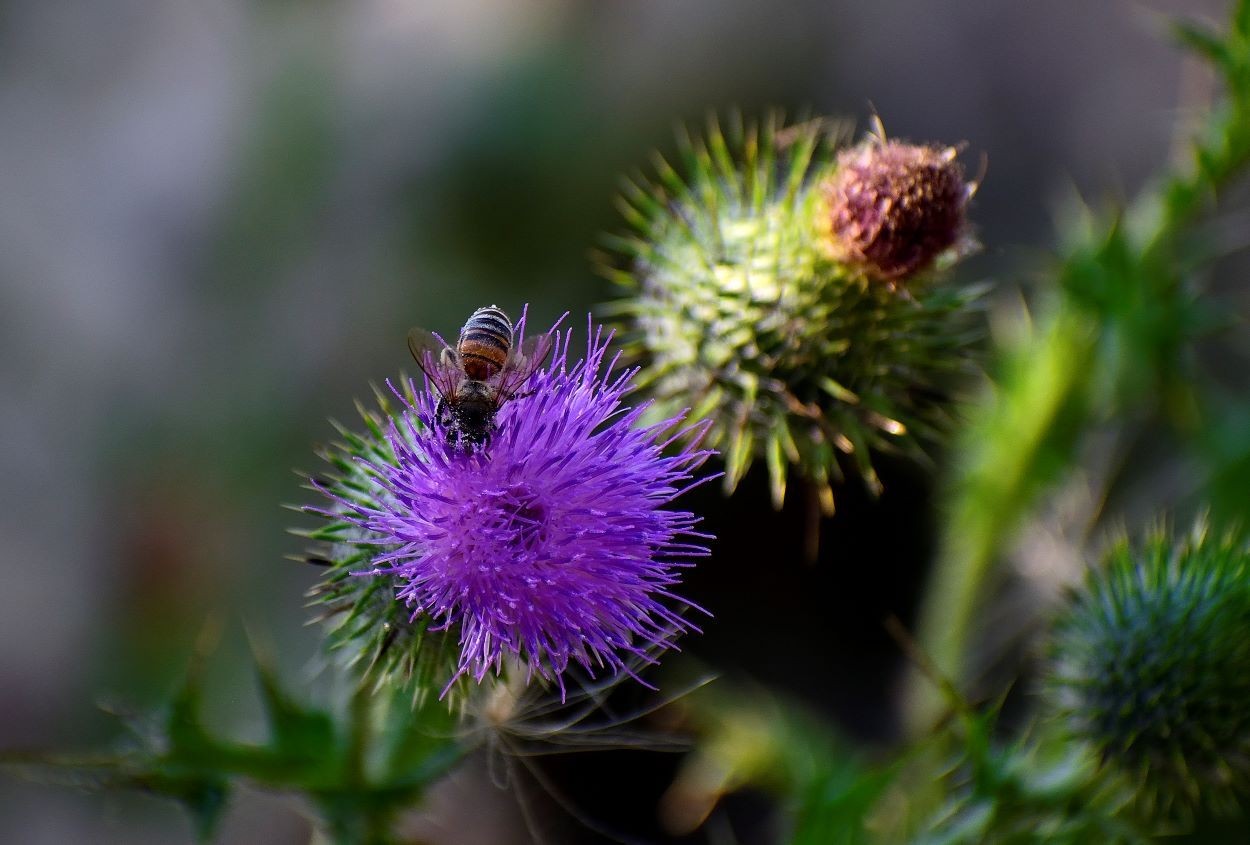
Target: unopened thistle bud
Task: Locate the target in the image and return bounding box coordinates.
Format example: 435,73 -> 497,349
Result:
301,313 -> 714,702
602,114 -> 983,513
1048,521 -> 1250,823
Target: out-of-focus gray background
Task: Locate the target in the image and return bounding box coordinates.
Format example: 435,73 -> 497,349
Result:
0,1 -> 1225,842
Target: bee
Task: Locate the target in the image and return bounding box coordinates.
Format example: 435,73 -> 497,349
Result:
407,305 -> 554,447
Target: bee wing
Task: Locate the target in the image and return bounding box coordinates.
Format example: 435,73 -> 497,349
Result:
407,327 -> 462,397
495,331 -> 556,401
519,331 -> 556,370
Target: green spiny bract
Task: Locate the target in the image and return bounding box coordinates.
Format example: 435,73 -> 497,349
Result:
601,114 -> 984,513
912,724 -> 1143,845
298,381 -> 460,703
1048,521 -> 1250,824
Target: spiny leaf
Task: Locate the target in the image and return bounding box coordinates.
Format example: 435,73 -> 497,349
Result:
255,660 -> 337,765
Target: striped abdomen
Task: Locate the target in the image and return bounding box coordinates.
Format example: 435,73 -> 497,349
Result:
457,305 -> 513,380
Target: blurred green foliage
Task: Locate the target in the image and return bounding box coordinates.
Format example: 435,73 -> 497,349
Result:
7,644 -> 461,844
910,0 -> 1250,733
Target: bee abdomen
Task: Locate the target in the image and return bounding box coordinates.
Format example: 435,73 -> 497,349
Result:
458,305 -> 513,380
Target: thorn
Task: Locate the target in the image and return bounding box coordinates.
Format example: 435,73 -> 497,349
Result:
884,614 -> 970,724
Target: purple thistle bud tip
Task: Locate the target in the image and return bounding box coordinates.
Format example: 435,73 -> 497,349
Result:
340,314 -> 716,698
820,138 -> 973,282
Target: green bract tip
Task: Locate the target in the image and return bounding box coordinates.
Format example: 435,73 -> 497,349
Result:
1049,520 -> 1250,824
600,113 -> 985,513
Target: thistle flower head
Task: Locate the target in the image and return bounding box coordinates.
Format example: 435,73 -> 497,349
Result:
602,113 -> 984,514
1048,520 -> 1250,822
819,136 -> 974,282
304,313 -> 714,700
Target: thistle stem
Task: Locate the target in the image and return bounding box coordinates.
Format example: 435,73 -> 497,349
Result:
321,682 -> 394,845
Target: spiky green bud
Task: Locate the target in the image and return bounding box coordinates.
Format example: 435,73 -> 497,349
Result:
601,114 -> 984,512
1048,521 -> 1250,823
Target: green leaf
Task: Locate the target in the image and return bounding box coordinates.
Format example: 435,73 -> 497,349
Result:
255,660 -> 337,766
790,765 -> 899,845
1173,21 -> 1232,71
150,774 -> 230,844
165,671 -> 219,764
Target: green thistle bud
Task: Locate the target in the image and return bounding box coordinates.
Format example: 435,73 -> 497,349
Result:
601,114 -> 984,512
1048,521 -> 1250,823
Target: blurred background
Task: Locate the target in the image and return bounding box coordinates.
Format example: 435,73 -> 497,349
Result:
0,0 -> 1228,842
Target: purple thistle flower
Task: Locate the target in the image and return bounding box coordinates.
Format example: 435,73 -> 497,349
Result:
336,314 -> 714,697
